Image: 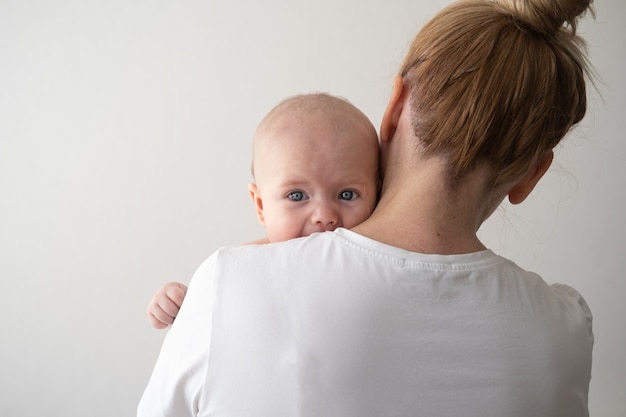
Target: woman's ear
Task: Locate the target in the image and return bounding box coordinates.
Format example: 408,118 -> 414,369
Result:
380,75 -> 406,144
508,151 -> 554,205
248,182 -> 266,226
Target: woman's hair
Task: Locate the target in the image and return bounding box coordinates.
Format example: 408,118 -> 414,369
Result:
400,0 -> 594,186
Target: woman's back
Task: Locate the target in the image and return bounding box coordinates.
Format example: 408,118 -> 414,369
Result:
196,229 -> 592,416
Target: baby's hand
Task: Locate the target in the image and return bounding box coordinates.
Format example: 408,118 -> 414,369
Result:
146,282 -> 188,329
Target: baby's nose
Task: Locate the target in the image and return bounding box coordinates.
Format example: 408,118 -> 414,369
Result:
312,204 -> 340,229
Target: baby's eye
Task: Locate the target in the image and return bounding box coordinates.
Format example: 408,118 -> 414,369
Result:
339,190 -> 359,201
287,191 -> 307,201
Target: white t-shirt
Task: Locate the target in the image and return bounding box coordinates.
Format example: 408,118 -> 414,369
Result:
138,228 -> 593,417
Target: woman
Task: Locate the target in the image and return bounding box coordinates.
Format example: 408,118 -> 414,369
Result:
138,0 -> 594,416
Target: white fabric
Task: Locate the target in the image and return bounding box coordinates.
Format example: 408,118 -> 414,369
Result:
138,228 -> 593,417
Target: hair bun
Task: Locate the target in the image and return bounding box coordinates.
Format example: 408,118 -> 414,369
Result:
493,0 -> 593,35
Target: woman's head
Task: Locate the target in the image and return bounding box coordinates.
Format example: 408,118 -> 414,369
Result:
400,0 -> 593,186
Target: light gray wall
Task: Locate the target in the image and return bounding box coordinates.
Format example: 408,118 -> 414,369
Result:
0,1 -> 623,416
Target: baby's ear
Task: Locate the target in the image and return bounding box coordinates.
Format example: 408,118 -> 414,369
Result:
248,183 -> 266,226
508,151 -> 554,205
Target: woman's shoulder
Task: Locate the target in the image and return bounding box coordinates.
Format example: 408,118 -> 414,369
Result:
549,282 -> 594,342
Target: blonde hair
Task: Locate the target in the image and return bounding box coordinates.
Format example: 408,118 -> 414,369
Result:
400,0 -> 594,185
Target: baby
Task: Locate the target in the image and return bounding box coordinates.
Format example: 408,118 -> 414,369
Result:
147,93 -> 380,328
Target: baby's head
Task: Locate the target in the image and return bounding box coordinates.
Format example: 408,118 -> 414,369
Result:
249,93 -> 380,242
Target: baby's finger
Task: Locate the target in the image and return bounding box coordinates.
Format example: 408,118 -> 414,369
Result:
158,296 -> 181,318
148,310 -> 171,329
166,284 -> 187,307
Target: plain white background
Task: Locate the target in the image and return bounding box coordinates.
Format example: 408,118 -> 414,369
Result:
0,1 -> 624,416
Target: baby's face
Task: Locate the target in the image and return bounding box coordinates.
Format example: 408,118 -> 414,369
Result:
251,117 -> 379,242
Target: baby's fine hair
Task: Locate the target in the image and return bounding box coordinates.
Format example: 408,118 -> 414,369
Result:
251,93 -> 378,179
400,0 -> 594,186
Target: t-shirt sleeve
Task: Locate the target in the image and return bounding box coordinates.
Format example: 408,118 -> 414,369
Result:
551,283 -> 594,345
137,251 -> 220,417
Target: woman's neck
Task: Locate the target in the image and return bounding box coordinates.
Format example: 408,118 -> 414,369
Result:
352,157 -> 504,255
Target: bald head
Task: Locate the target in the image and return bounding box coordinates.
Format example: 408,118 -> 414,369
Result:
251,93 -> 378,180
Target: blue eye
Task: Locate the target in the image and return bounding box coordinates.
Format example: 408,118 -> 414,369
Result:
339,190 -> 358,201
288,191 -> 306,201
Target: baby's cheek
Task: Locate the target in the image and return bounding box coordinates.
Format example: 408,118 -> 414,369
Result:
268,217 -> 307,242
343,207 -> 372,229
